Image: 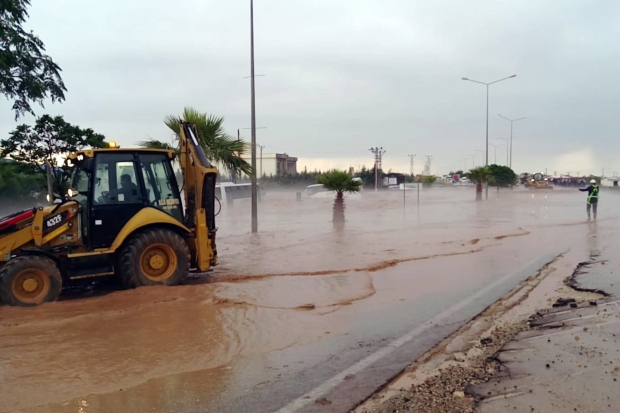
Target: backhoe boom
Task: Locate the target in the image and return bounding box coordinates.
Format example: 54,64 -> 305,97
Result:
178,122 -> 219,269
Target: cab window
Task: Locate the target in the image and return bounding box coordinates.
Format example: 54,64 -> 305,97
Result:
94,153 -> 142,204
139,153 -> 183,222
71,167 -> 89,204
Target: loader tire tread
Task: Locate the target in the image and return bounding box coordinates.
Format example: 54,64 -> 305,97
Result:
117,228 -> 190,289
0,256 -> 62,307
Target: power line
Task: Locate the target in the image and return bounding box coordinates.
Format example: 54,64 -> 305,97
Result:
369,147 -> 385,191
408,154 -> 416,176
423,155 -> 433,175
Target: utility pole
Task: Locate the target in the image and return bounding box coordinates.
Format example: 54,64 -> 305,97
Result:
257,144 -> 265,177
423,155 -> 432,176
369,147 -> 385,191
408,154 -> 416,176
231,129 -> 241,183
249,0 -> 258,233
378,149 -> 385,188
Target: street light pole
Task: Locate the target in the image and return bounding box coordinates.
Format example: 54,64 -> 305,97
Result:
258,144 -> 265,177
496,137 -> 509,166
476,149 -> 485,167
249,0 -> 258,233
242,127 -> 267,178
467,154 -> 475,169
497,115 -> 526,170
490,143 -> 503,164
462,74 -> 517,198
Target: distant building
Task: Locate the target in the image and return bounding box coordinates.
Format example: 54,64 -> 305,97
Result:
601,177 -> 619,188
382,173 -> 405,188
240,153 -> 298,177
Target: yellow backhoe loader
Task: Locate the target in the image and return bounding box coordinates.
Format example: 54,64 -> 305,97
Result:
524,172 -> 554,190
0,122 -> 218,306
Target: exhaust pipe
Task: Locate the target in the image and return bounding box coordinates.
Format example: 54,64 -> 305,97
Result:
44,160 -> 54,204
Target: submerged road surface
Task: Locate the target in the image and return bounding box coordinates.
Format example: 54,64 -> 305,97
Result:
1,187 -> 619,413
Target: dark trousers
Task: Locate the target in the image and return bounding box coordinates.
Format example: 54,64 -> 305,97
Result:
587,202 -> 598,218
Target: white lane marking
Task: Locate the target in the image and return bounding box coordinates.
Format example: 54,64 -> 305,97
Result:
274,252 -> 558,413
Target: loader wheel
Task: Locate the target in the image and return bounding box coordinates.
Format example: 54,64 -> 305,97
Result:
118,228 -> 190,288
0,256 -> 62,307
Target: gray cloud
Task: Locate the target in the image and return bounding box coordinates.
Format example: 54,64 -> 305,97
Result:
3,0 -> 620,175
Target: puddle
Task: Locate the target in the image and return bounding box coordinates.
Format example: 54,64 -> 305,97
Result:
0,188 -> 608,412
214,272 -> 375,310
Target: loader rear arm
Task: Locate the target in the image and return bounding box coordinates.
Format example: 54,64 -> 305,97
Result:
177,122 -> 219,270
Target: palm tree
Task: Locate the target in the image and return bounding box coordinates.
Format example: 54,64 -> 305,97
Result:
137,107 -> 252,176
317,170 -> 362,226
465,166 -> 490,201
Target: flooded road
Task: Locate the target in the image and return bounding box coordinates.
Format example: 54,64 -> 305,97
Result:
1,186 -> 619,413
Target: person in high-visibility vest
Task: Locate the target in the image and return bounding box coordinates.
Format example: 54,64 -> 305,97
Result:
579,179 -> 599,220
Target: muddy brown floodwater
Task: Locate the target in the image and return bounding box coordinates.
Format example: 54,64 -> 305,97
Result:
1,186 -> 619,413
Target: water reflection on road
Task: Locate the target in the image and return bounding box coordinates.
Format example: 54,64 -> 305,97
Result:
2,187 -> 619,413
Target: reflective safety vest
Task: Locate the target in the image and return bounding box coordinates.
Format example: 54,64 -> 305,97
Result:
588,185 -> 599,204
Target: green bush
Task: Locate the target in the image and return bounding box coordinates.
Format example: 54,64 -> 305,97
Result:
0,161 -> 45,201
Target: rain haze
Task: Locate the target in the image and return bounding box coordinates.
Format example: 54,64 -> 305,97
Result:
4,2 -> 620,412
2,0 -> 620,175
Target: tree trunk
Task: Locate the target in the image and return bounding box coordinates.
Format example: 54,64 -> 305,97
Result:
333,191 -> 345,227
476,182 -> 482,201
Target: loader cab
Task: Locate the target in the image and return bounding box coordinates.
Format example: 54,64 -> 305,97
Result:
70,150 -> 183,250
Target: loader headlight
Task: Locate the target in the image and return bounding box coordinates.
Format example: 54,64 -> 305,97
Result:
46,194 -> 51,203
67,188 -> 76,198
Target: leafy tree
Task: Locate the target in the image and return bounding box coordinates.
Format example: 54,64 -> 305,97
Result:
421,175 -> 437,185
0,160 -> 45,202
256,171 -> 320,188
487,164 -> 517,190
0,115 -> 106,192
465,166 -> 490,201
355,165 -> 384,187
317,170 -> 362,227
138,107 -> 252,177
1,0 -> 66,119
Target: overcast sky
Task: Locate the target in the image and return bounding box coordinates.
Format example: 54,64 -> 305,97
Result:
3,0 -> 620,176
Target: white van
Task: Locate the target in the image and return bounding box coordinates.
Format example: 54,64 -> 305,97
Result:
215,182 -> 263,207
